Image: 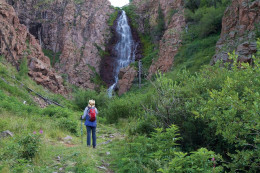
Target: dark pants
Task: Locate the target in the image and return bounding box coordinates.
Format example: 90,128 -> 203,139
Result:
86,126 -> 96,148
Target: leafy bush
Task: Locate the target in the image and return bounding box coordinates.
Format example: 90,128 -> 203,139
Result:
41,105 -> 70,118
139,42 -> 260,171
184,6 -> 225,40
115,125 -> 180,172
199,52 -> 260,172
185,0 -> 230,12
18,133 -> 41,160
103,90 -> 154,123
58,118 -> 78,135
73,88 -> 109,111
115,125 -> 223,172
158,148 -> 223,173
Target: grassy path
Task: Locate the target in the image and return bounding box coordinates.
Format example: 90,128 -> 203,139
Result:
32,123 -> 125,173
0,112 -> 125,173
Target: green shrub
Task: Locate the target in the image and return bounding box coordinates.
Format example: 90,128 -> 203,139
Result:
41,105 -> 70,118
73,88 -> 109,111
115,125 -> 180,172
18,133 -> 41,160
141,43 -> 260,171
184,6 -> 225,40
158,148 -> 223,173
58,118 -> 78,135
103,90 -> 154,123
199,53 -> 260,172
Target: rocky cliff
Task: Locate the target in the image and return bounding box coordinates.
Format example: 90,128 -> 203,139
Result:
8,0 -> 114,89
212,0 -> 260,64
0,1 -> 65,94
131,0 -> 185,77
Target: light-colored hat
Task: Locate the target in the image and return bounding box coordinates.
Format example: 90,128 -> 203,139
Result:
88,100 -> 95,107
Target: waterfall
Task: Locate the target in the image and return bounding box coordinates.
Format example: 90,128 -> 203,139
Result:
107,11 -> 136,97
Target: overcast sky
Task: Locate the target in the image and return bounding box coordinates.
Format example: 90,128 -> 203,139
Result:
109,0 -> 129,7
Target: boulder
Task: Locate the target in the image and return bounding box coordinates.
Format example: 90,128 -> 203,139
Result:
0,130 -> 14,139
118,66 -> 137,96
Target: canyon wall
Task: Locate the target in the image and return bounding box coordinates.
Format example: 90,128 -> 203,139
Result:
212,0 -> 260,64
8,0 -> 114,89
131,0 -> 186,77
0,1 -> 65,94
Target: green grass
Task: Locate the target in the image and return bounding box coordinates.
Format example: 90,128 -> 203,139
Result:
139,34 -> 159,72
0,60 -> 126,172
0,111 -> 124,172
173,34 -> 219,73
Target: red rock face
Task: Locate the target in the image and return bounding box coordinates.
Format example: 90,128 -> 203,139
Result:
0,1 -> 65,94
9,0 -> 114,89
212,0 -> 260,64
131,0 -> 185,78
118,66 -> 137,96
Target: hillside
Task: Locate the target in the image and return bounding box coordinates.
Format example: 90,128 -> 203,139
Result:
0,59 -> 126,172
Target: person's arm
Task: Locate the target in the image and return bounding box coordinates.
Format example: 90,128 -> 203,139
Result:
95,108 -> 98,115
81,107 -> 89,119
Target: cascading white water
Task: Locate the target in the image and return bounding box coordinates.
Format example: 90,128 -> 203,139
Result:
107,11 -> 136,97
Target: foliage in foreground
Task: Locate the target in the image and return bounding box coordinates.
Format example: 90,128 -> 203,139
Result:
109,41 -> 260,172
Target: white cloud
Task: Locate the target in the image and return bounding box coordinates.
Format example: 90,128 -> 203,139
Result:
109,0 -> 129,7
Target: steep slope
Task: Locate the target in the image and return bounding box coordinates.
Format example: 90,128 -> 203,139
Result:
0,61 -> 125,172
131,0 -> 186,77
9,0 -> 114,89
212,0 -> 260,64
0,1 -> 65,94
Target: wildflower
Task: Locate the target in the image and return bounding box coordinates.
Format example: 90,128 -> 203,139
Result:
33,131 -> 36,134
39,129 -> 43,134
212,157 -> 215,161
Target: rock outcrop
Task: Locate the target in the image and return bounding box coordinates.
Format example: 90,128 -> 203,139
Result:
0,1 -> 65,94
9,0 -> 114,89
118,66 -> 137,96
131,0 -> 185,77
212,0 -> 260,64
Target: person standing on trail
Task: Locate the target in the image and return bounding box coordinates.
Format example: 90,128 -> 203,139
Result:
81,100 -> 98,148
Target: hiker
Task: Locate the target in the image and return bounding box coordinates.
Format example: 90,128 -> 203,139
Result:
81,100 -> 98,148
